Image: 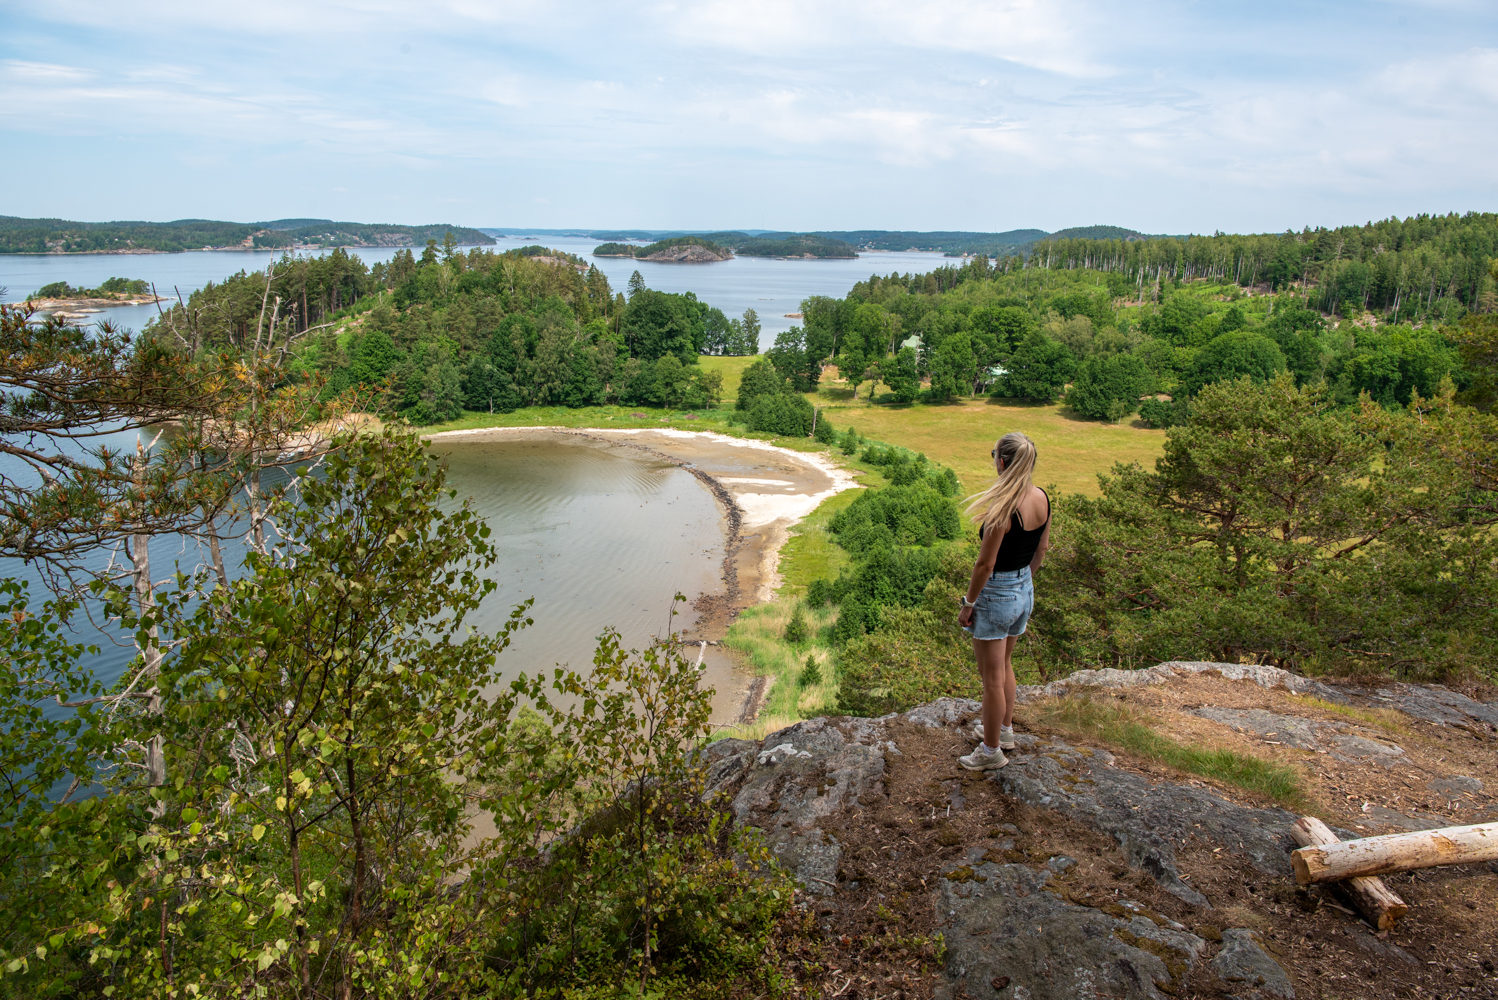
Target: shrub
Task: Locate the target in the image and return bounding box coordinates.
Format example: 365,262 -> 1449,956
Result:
813,411 -> 836,444
746,391 -> 814,436
837,546 -> 977,715
829,481 -> 960,551
1138,396 -> 1188,429
799,654 -> 822,687
735,358 -> 789,411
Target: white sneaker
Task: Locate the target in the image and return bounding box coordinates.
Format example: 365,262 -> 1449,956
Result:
972,723 -> 1016,751
959,744 -> 1008,771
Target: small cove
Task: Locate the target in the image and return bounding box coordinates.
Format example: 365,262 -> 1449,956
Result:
433,431 -> 740,713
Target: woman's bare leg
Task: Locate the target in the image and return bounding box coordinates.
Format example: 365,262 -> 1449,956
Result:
998,635 -> 1018,728
974,637 -> 1006,745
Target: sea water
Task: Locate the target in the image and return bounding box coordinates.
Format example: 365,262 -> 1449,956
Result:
0,238 -> 952,351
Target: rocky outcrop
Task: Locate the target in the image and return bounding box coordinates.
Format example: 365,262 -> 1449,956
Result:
703,661 -> 1498,999
938,860 -> 1208,1000
638,243 -> 731,262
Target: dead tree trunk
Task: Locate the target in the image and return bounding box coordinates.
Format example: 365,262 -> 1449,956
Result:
1293,820 -> 1498,884
1290,816 -> 1408,930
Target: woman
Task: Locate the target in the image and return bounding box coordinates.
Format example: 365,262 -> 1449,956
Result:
955,432 -> 1049,771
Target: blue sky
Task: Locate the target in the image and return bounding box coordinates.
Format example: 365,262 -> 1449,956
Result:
2,0 -> 1496,234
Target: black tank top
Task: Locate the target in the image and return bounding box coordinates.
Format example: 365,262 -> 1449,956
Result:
978,489 -> 1050,572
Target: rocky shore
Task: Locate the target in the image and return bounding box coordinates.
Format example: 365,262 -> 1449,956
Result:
703,661 -> 1498,999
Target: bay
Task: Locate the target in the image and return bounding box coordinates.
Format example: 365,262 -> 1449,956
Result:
433,433 -> 728,687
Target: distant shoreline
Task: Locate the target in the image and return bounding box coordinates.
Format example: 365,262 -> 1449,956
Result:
0,242 -> 494,258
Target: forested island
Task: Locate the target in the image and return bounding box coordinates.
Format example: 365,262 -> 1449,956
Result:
0,215 -> 494,254
727,232 -> 858,258
592,236 -> 733,261
29,276 -> 151,300
595,232 -> 857,259
812,225 -> 1165,256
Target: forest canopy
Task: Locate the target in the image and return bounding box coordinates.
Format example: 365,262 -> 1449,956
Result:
145,237 -> 758,425
799,212 -> 1496,424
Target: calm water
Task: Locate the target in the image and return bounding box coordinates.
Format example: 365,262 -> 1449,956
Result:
9,432 -> 728,708
0,231 -> 946,703
434,433 -> 727,684
0,239 -> 952,351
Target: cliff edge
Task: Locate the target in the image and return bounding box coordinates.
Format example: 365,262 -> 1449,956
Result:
708,662 -> 1498,999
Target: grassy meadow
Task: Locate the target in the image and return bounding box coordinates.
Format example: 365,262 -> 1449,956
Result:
808,391 -> 1166,498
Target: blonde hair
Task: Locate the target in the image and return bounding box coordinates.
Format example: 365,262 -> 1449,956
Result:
965,432 -> 1037,530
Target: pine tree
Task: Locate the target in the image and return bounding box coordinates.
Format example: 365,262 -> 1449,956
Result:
784,604 -> 809,645
799,654 -> 822,686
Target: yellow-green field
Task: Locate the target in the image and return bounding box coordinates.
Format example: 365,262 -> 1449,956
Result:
700,353 -> 1168,496
697,354 -> 759,402
809,393 -> 1165,497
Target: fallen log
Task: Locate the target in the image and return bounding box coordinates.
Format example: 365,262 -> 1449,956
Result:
1292,820 -> 1498,885
1290,816 -> 1408,930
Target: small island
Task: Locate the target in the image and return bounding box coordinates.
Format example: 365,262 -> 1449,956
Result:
23,277 -> 165,316
593,237 -> 732,262
728,233 -> 858,258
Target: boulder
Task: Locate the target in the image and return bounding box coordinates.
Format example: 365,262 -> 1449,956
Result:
1211,928 -> 1295,999
936,861 -> 1207,1000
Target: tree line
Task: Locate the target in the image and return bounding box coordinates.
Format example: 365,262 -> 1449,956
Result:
147,235 -> 763,426
796,254 -> 1480,426
907,211 -> 1498,322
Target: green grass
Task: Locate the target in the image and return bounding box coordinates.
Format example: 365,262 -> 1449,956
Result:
1032,695 -> 1307,809
720,600 -> 841,742
805,387 -> 1166,497
414,404 -> 837,458
1285,693 -> 1410,736
697,355 -> 761,403
775,490 -> 861,598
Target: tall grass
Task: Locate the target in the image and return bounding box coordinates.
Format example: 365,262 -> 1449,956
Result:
1286,693 -> 1410,735
719,599 -> 840,742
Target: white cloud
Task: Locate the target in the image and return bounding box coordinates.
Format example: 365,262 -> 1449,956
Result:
1379,47 -> 1498,106
1,59 -> 93,81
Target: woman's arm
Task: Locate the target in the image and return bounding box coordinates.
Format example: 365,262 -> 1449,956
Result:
1029,518 -> 1050,574
958,519 -> 1005,628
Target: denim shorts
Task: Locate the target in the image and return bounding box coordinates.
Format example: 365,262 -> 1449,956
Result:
962,566 -> 1034,641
